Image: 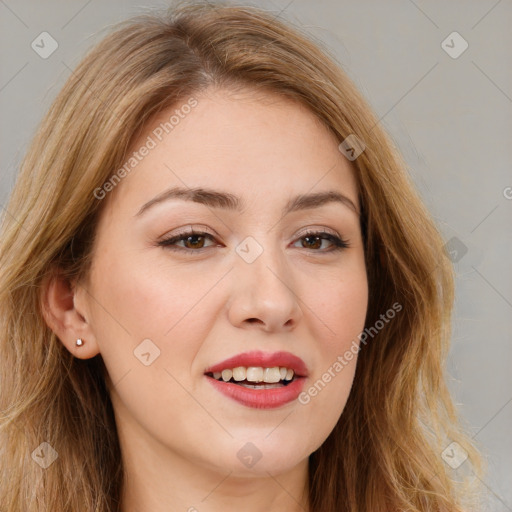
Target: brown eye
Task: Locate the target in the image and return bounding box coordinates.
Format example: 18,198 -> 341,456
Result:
158,231 -> 217,252
301,235 -> 323,250
293,231 -> 349,252
181,234 -> 206,249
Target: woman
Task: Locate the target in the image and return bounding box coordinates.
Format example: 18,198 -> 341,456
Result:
0,2 -> 483,510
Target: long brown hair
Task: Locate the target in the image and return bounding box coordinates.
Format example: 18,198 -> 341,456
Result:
0,1 -> 483,510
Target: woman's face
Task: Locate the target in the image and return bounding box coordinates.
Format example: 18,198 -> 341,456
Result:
79,87 -> 368,478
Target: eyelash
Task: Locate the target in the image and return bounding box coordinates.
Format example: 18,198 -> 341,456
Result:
157,229 -> 350,254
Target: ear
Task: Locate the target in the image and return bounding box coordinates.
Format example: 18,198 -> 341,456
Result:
40,268 -> 100,359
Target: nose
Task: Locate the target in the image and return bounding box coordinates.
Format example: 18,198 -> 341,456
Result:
227,242 -> 303,332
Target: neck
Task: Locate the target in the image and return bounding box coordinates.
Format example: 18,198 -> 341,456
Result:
119,447 -> 310,511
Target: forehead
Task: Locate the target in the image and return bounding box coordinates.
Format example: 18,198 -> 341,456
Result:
103,86 -> 359,218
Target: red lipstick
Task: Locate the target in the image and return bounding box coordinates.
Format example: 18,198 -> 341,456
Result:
204,350 -> 308,409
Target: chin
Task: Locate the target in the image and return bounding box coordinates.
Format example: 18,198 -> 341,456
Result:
208,430 -> 315,477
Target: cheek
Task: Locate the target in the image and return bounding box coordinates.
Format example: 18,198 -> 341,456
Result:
296,266 -> 367,442
96,246 -> 220,332
88,248 -> 223,385
311,261 -> 369,348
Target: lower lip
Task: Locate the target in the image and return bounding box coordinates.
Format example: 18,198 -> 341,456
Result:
206,376 -> 306,409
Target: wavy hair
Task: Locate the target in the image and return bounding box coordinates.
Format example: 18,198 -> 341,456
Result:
0,1 -> 483,510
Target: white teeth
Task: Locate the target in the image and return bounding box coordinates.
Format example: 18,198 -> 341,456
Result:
246,367 -> 263,382
211,366 -> 297,383
221,369 -> 233,382
263,367 -> 281,383
232,367 -> 246,381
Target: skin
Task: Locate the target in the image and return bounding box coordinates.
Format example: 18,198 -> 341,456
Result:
43,86 -> 368,512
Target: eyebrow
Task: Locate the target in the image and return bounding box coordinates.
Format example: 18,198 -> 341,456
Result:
135,186 -> 359,217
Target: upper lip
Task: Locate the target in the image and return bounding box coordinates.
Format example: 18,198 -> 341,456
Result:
205,350 -> 309,377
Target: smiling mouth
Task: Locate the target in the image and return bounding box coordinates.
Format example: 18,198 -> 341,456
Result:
205,366 -> 298,389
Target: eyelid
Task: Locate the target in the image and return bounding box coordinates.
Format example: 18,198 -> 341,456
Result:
158,224 -> 216,241
160,224 -> 343,242
295,226 -> 343,239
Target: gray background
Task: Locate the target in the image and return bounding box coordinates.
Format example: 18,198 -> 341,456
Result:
1,0 -> 510,509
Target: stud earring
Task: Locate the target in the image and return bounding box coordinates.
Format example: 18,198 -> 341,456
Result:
76,338 -> 84,346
